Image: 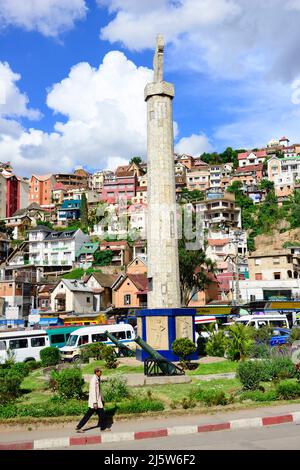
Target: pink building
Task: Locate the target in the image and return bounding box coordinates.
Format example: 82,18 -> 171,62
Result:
101,176 -> 137,204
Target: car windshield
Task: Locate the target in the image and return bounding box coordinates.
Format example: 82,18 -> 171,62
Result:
66,335 -> 78,347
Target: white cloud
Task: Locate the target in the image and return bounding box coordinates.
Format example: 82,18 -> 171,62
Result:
175,132 -> 212,156
0,0 -> 87,37
99,0 -> 300,82
0,52 -> 155,176
0,62 -> 41,120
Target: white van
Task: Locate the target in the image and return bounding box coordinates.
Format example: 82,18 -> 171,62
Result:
59,324 -> 135,362
0,329 -> 49,363
195,316 -> 218,341
234,315 -> 289,329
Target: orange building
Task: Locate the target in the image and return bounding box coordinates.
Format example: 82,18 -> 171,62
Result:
29,174 -> 56,207
112,273 -> 148,309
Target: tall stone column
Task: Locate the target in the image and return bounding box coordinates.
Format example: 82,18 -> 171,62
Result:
145,35 -> 181,309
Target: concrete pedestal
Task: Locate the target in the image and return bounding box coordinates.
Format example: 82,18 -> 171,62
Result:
135,308 -> 197,362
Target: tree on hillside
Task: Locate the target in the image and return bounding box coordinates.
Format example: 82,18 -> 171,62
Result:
93,250 -> 113,266
130,156 -> 142,165
80,193 -> 88,230
179,240 -> 217,306
179,188 -> 204,202
37,220 -> 53,229
258,179 -> 274,192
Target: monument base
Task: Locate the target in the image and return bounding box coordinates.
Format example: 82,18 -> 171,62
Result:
135,308 -> 198,362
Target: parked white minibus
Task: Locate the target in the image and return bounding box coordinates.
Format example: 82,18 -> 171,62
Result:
59,324 -> 135,362
0,329 -> 49,363
234,315 -> 289,329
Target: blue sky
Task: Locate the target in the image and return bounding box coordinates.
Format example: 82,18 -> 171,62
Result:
0,0 -> 300,176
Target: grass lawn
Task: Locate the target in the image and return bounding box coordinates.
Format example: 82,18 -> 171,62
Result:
141,378 -> 241,406
186,361 -> 238,376
81,359 -> 237,376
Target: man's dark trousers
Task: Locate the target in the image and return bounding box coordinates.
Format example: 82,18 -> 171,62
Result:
77,407 -> 106,430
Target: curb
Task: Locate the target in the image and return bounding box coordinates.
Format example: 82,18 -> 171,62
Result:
1,412 -> 300,450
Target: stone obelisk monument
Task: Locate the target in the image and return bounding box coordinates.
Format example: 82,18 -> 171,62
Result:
136,35 -> 196,362
144,34 -> 181,309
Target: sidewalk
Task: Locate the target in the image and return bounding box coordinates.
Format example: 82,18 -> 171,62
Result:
1,403 -> 300,450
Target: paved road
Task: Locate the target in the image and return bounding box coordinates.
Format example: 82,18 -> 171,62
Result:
61,422 -> 300,450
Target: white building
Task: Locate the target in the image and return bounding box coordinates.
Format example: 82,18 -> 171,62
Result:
50,279 -> 96,313
238,150 -> 267,167
28,226 -> 90,267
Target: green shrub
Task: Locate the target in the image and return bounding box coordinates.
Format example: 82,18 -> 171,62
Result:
289,327 -> 300,343
103,346 -> 118,369
0,369 -> 23,403
180,397 -> 196,409
25,360 -> 42,371
261,357 -> 297,382
40,347 -> 60,367
197,389 -> 229,407
225,324 -> 254,361
236,360 -> 263,390
102,375 -> 129,402
10,362 -> 30,379
172,338 -> 197,367
53,368 -> 84,399
276,380 -> 300,400
205,331 -> 226,357
239,390 -> 277,402
0,398 -> 164,418
196,335 -> 207,356
249,342 -> 271,359
116,398 -> 164,414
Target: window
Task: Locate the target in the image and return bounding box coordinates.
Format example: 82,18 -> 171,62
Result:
274,272 -> 281,280
269,320 -> 287,328
114,331 -> 126,340
124,294 -> 131,305
9,338 -> 28,349
31,337 -> 46,347
0,340 -> 6,351
86,297 -> 90,303
92,333 -> 107,343
51,334 -> 65,345
78,335 -> 89,346
255,258 -> 261,266
126,331 -> 132,339
255,273 -> 262,280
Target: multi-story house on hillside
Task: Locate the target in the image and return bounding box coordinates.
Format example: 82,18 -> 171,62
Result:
101,175 -> 137,204
57,200 -> 81,226
239,248 -> 300,302
231,164 -> 264,187
28,226 -> 90,268
29,174 -> 56,209
0,171 -> 29,218
196,189 -> 241,230
237,150 -> 267,167
186,166 -> 210,191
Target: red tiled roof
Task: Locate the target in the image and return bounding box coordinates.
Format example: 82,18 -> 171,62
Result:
238,150 -> 267,160
100,240 -> 129,247
236,163 -> 263,173
208,238 -> 231,246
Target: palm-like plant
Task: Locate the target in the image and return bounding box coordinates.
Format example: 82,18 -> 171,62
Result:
225,323 -> 254,361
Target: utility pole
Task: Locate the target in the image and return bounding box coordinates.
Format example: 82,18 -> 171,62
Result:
232,230 -> 243,306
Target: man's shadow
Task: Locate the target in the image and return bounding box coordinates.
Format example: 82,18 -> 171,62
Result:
83,406 -> 117,432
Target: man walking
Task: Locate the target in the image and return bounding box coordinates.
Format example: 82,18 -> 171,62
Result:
76,367 -> 109,432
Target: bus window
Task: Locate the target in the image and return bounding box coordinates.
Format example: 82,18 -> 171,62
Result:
31,337 -> 46,347
114,331 -> 126,340
269,320 -> 287,328
92,333 -> 107,343
9,338 -> 28,349
51,334 -> 65,345
126,330 -> 132,339
0,340 -> 6,351
78,335 -> 89,346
